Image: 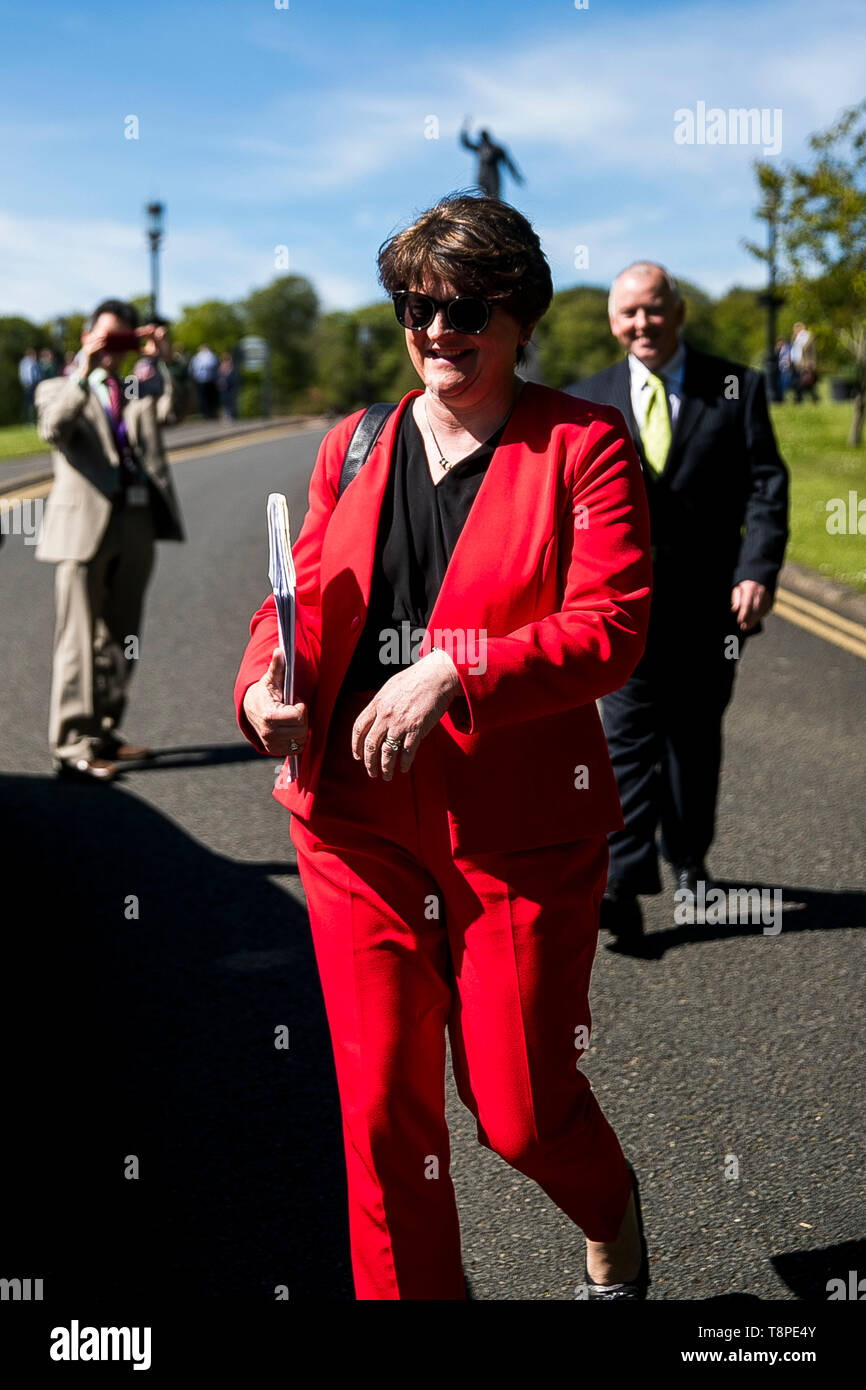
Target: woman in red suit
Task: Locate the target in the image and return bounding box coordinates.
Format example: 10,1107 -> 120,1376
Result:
234,194 -> 653,1301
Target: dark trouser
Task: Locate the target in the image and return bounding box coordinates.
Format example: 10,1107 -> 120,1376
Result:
196,381 -> 219,419
601,617 -> 740,894
792,370 -> 818,403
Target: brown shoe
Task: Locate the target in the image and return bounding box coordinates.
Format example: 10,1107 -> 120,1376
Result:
107,743 -> 152,761
55,757 -> 120,782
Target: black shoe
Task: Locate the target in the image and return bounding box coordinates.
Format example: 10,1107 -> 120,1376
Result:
600,887 -> 644,942
674,862 -> 711,897
674,863 -> 713,924
583,1161 -> 650,1301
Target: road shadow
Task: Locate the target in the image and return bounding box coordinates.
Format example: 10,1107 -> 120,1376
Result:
0,773 -> 353,1302
773,1239 -> 866,1300
107,741 -> 265,772
644,1238 -> 866,1301
605,881 -> 866,960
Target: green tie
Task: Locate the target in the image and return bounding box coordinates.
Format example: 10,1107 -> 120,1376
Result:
641,373 -> 671,475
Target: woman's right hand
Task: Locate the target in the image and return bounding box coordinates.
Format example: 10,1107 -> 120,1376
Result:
242,645 -> 309,757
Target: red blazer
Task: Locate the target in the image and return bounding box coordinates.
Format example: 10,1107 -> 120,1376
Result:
234,382 -> 652,856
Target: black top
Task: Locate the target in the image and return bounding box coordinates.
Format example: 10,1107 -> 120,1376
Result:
342,403 -> 506,693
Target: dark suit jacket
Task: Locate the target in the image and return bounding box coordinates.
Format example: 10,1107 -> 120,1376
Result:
569,347 -> 789,629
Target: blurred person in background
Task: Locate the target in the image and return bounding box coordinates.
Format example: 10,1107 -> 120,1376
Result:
168,341 -> 194,415
217,351 -> 239,419
189,342 -> 219,418
18,347 -> 40,421
35,298 -> 186,782
132,317 -> 171,400
790,322 -> 819,403
38,347 -> 58,380
775,337 -> 792,400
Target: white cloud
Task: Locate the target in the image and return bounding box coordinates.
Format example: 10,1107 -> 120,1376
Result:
218,0 -> 865,209
1,0 -> 862,318
0,212 -> 282,320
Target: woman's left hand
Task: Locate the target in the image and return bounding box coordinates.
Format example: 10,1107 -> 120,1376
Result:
352,651 -> 461,779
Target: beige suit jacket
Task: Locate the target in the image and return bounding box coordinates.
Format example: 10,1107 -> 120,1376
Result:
34,366 -> 186,563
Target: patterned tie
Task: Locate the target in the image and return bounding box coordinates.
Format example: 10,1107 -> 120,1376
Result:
641,373 -> 671,475
105,373 -> 142,490
106,373 -> 124,424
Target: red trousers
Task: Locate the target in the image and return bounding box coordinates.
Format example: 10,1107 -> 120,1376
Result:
289,690 -> 633,1300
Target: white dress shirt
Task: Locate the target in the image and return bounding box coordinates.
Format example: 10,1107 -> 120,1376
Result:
628,341 -> 686,433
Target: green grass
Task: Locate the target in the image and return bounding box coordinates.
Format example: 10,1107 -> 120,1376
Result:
770,396 -> 866,593
0,424 -> 49,461
2,394 -> 863,592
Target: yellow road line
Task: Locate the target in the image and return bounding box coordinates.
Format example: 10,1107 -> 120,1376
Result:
0,422 -> 324,503
775,585 -> 866,640
774,596 -> 866,661
168,421 -> 322,461
6,443 -> 866,667
3,478 -> 51,502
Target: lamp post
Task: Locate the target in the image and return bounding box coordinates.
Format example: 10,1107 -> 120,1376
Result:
145,201 -> 165,320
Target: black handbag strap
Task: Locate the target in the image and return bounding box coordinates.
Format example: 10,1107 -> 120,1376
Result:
337,402 -> 396,498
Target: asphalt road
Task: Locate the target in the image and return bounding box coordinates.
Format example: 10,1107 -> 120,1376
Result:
1,425 -> 863,1305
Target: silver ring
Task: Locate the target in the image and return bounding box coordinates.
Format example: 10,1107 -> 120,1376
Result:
383,735 -> 402,751
289,739 -> 301,753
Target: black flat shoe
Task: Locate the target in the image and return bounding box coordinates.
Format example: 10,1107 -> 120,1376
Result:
583,1160 -> 650,1301
600,890 -> 644,942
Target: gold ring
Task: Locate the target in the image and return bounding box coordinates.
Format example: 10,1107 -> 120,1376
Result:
384,735 -> 402,751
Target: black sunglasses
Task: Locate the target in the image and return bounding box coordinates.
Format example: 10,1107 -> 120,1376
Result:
391,290 -> 509,335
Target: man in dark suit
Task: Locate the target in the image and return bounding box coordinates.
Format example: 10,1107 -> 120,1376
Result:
569,262 -> 789,941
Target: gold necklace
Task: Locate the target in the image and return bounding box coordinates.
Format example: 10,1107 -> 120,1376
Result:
423,396 -> 454,470
423,387 -> 518,472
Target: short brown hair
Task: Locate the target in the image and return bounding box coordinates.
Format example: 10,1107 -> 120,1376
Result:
377,192 -> 553,365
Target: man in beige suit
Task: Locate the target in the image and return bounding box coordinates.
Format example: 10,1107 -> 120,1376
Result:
35,298 -> 186,781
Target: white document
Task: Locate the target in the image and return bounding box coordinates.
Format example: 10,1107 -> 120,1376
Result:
266,493 -> 299,782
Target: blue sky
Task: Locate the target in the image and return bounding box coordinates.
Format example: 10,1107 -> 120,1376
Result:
0,0 -> 863,323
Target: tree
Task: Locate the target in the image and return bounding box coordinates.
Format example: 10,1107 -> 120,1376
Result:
711,287 -> 767,368
311,311 -> 362,412
241,275 -> 319,409
351,302 -> 418,404
130,294 -> 156,326
534,287 -> 616,388
0,315 -> 48,425
678,278 -> 716,355
171,299 -> 244,357
312,303 -> 421,412
754,100 -> 866,444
